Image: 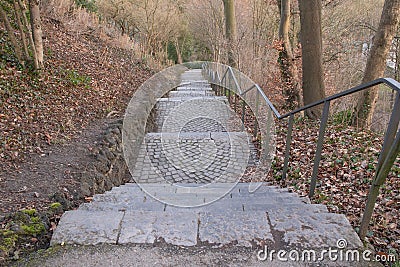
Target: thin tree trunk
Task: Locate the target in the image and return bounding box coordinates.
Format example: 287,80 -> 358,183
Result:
278,0 -> 301,110
19,0 -> 38,69
0,5 -> 24,65
13,1 -> 30,62
175,38 -> 183,64
353,0 -> 400,129
298,0 -> 326,119
29,0 -> 44,69
223,0 -> 237,68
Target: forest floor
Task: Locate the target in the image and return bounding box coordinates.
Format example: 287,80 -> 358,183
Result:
269,119 -> 400,258
0,17 -> 152,214
0,14 -> 399,267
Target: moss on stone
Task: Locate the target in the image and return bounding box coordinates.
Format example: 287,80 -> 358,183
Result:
20,222 -> 46,236
21,209 -> 37,217
0,229 -> 19,254
3,236 -> 17,247
1,230 -> 15,237
50,202 -> 62,210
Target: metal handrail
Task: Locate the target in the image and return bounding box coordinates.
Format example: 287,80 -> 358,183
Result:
280,78 -> 400,119
203,61 -> 400,242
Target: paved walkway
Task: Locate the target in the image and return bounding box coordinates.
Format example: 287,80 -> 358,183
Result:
48,69 -> 369,266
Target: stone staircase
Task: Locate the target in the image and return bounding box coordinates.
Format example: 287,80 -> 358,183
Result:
51,69 -> 363,251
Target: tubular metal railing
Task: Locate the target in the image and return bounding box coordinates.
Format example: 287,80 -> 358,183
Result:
202,61 -> 400,241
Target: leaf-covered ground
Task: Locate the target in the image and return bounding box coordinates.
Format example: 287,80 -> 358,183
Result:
1,18 -> 152,171
0,17 -> 153,214
268,118 -> 400,259
0,17 -> 152,263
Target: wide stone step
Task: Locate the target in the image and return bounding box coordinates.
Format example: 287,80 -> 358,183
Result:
157,96 -> 228,102
95,187 -> 300,201
169,90 -> 215,98
101,182 -> 299,197
180,70 -> 205,81
176,86 -> 213,91
52,205 -> 361,249
89,190 -> 310,207
80,199 -> 327,214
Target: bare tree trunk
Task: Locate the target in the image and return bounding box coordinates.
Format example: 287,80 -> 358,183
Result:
13,1 -> 30,62
278,0 -> 301,110
353,0 -> 400,129
29,0 -> 44,69
19,0 -> 38,69
0,5 -> 24,65
175,38 -> 183,64
298,0 -> 326,119
223,0 -> 237,68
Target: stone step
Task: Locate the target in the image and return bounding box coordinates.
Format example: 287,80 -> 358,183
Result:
180,71 -> 205,81
90,192 -> 306,207
99,186 -> 311,208
79,199 -> 323,213
83,183 -> 323,214
102,182 -> 287,196
51,206 -> 360,249
180,79 -> 209,84
156,96 -> 227,102
51,210 -> 124,245
97,185 -> 284,199
176,86 -> 213,91
169,90 -> 215,98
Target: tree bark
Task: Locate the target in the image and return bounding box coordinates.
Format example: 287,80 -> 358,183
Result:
353,0 -> 400,129
13,1 -> 30,62
29,0 -> 44,69
278,0 -> 301,110
223,0 -> 237,68
19,0 -> 38,69
175,38 -> 183,64
0,5 -> 24,65
298,0 -> 326,119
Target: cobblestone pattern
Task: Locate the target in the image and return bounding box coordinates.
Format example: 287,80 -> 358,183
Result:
139,69 -> 255,185
131,132 -> 250,184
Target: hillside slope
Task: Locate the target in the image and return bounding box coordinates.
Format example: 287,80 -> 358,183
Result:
0,17 -> 152,215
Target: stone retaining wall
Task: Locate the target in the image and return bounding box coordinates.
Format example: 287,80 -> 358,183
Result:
77,119 -> 128,196
78,64 -> 189,196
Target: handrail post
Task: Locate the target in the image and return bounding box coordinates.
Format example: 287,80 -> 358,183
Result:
309,101 -> 330,198
359,91 -> 400,241
376,91 -> 400,174
234,94 -> 237,112
282,114 -> 295,180
254,90 -> 260,137
241,93 -> 246,131
359,127 -> 400,241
